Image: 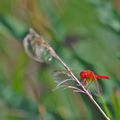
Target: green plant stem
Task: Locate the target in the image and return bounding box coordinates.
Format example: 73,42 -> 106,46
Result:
99,96 -> 112,119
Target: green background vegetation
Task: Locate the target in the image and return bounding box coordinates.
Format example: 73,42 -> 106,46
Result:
0,0 -> 120,120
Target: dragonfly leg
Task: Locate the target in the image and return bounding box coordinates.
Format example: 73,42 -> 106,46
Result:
81,79 -> 87,86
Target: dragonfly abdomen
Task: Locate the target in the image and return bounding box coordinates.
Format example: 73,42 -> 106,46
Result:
95,75 -> 109,79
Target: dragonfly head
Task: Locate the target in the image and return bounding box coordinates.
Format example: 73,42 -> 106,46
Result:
80,71 -> 88,79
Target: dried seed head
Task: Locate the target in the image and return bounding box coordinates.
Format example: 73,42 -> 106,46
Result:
23,29 -> 57,63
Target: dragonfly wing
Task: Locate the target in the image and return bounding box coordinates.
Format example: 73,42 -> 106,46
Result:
92,81 -> 102,96
81,77 -> 102,96
90,78 -> 102,96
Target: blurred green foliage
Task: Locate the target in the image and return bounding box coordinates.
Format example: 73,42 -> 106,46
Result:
0,0 -> 120,120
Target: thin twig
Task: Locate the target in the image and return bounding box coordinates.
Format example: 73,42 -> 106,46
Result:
23,29 -> 111,120
67,85 -> 86,94
56,79 -> 73,87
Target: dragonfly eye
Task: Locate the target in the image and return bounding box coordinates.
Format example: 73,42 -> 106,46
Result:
84,72 -> 88,77
80,72 -> 86,79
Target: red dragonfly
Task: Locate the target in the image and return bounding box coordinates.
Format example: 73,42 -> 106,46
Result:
80,70 -> 109,86
80,70 -> 109,95
53,70 -> 109,95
